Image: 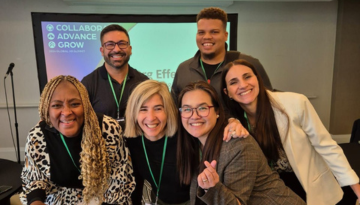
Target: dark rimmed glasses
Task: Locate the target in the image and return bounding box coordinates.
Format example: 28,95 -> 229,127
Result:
179,106 -> 215,119
103,41 -> 129,50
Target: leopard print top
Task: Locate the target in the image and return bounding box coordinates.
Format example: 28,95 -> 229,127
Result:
20,115 -> 135,205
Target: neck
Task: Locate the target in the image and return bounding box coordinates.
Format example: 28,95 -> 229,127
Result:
242,104 -> 257,125
144,133 -> 165,142
201,50 -> 226,65
198,135 -> 208,147
105,64 -> 129,84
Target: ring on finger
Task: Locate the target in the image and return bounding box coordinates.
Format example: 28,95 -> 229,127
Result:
202,179 -> 208,182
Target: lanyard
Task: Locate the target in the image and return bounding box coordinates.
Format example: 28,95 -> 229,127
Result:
244,111 -> 251,131
142,134 -> 168,204
59,133 -> 81,173
107,72 -> 128,119
200,59 -> 223,84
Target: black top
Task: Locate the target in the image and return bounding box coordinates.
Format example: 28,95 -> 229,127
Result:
81,64 -> 148,127
126,135 -> 190,204
43,122 -> 83,188
202,61 -> 221,81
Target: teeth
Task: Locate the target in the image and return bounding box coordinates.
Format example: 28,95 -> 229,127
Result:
203,43 -> 213,46
191,123 -> 203,126
240,90 -> 252,96
146,124 -> 158,128
61,119 -> 74,123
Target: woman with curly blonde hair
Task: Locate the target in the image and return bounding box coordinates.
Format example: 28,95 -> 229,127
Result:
20,75 -> 135,205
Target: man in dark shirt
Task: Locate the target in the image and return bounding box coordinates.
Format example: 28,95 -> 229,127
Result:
171,7 -> 272,104
82,24 -> 148,127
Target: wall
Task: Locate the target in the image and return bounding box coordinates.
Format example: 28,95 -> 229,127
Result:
330,0 -> 360,134
0,0 -> 338,160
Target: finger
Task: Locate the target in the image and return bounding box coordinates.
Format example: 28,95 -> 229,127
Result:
197,173 -> 206,187
210,160 -> 217,168
223,125 -> 231,141
204,160 -> 217,172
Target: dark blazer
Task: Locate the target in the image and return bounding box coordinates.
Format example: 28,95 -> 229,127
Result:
190,136 -> 305,205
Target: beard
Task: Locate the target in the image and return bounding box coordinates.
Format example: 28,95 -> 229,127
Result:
104,51 -> 130,70
201,52 -> 216,61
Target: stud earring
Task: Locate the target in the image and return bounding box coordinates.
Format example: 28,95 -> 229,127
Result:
217,115 -> 219,118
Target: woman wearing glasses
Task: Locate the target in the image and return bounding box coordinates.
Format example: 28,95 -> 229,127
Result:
177,81 -> 305,205
220,59 -> 360,205
124,80 -> 246,205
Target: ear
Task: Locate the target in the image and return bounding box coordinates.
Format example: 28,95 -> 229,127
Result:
223,88 -> 228,95
100,46 -> 104,57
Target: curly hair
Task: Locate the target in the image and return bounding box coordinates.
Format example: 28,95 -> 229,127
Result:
39,75 -> 110,203
197,7 -> 228,29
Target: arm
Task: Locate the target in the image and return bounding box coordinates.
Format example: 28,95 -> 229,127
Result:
198,138 -> 261,205
102,116 -> 136,204
299,95 -> 359,187
21,125 -> 50,205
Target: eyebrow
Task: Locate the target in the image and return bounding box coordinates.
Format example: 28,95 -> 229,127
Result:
51,98 -> 81,103
141,104 -> 164,108
182,102 -> 208,107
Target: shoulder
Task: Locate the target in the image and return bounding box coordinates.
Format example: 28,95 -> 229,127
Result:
129,66 -> 149,81
177,56 -> 196,71
269,91 -> 309,108
27,122 -> 44,141
81,67 -> 101,83
102,115 -> 122,136
220,136 -> 260,158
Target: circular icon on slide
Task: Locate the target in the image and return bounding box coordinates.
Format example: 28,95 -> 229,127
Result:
48,41 -> 56,49
46,24 -> 54,32
47,33 -> 55,40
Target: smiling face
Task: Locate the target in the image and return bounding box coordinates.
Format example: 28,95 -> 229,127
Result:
100,30 -> 132,70
49,81 -> 84,138
196,18 -> 228,60
224,65 -> 260,112
137,94 -> 167,141
181,89 -> 218,145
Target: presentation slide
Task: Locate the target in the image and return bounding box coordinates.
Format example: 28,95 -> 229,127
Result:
41,22 -> 230,89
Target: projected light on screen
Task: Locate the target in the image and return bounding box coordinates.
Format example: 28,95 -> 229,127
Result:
32,13 -> 238,92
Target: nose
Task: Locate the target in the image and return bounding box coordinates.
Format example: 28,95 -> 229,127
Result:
61,105 -> 72,116
190,108 -> 201,119
112,43 -> 122,51
146,110 -> 156,120
238,80 -> 248,90
203,31 -> 212,39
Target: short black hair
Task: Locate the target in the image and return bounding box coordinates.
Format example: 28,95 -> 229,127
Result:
197,7 -> 228,29
100,24 -> 130,44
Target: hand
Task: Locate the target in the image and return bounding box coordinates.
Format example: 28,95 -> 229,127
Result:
350,183 -> 360,204
197,160 -> 219,190
30,201 -> 46,205
223,118 -> 249,142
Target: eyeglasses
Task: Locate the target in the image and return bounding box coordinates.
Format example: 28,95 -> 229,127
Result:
179,106 -> 215,119
103,41 -> 129,50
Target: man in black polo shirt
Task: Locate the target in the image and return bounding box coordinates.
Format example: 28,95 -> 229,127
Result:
82,24 -> 148,127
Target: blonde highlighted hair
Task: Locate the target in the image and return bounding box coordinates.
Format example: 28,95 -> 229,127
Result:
124,80 -> 178,138
39,75 -> 110,204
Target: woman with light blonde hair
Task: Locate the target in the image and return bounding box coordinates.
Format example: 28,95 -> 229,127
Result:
20,75 -> 135,205
125,79 -> 245,205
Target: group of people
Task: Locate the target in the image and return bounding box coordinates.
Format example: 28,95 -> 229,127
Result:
20,6 -> 359,205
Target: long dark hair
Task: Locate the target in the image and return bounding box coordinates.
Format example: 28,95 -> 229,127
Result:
220,60 -> 284,162
177,81 -> 227,185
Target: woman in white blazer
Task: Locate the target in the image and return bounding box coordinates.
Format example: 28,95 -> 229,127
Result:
220,59 -> 360,205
